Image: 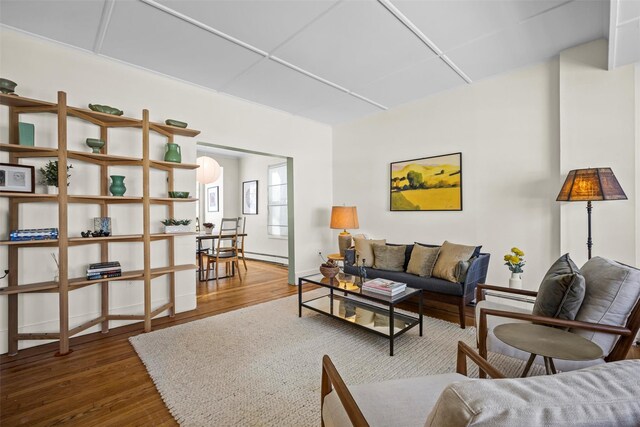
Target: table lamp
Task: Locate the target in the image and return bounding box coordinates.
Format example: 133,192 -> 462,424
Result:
330,206 -> 359,256
556,168 -> 627,259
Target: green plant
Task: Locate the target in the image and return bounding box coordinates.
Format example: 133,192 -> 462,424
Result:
39,160 -> 72,187
161,218 -> 192,226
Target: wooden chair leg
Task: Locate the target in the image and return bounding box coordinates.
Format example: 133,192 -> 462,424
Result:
459,300 -> 466,329
215,260 -> 219,285
241,254 -> 247,270
236,260 -> 242,282
205,258 -> 211,281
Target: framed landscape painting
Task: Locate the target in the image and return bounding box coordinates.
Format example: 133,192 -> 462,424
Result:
390,152 -> 462,211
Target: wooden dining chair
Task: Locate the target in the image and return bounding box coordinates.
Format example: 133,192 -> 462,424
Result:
205,218 -> 242,285
237,216 -> 247,270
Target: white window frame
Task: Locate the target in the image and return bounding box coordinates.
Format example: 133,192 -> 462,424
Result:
267,162 -> 288,238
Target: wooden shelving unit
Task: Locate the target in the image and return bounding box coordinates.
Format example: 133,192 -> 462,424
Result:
0,91 -> 200,356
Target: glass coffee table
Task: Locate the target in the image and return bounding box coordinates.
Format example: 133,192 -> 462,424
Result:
298,273 -> 423,356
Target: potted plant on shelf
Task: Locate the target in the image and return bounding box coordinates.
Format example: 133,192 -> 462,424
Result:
39,160 -> 72,194
161,218 -> 192,234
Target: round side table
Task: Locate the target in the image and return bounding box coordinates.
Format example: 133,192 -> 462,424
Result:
493,323 -> 604,376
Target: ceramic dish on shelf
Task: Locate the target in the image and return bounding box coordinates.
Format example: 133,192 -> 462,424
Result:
86,138 -> 105,153
88,103 -> 123,116
0,78 -> 17,94
165,119 -> 188,128
168,191 -> 190,198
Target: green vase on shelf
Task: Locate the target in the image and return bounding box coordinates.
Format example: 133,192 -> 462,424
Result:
109,175 -> 126,196
164,143 -> 182,163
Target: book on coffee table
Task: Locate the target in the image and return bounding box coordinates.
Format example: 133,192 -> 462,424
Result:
362,278 -> 407,296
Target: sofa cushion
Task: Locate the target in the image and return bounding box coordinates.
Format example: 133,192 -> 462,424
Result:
432,241 -> 477,282
354,237 -> 386,267
425,359 -> 640,427
372,244 -> 406,271
532,253 -> 586,321
455,256 -> 476,283
323,373 -> 467,427
406,244 -> 440,277
571,257 -> 640,356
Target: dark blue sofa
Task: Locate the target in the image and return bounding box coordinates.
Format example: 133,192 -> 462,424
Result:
344,245 -> 490,328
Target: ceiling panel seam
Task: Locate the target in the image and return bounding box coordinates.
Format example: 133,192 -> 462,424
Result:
138,0 -> 388,111
379,0 -> 472,83
93,0 -> 115,53
608,0 -> 619,69
267,0 -> 344,55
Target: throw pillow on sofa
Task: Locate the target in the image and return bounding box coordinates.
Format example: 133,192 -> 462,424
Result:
354,237 -> 386,267
432,241 -> 477,282
372,244 -> 406,272
532,253 -> 585,321
406,244 -> 440,277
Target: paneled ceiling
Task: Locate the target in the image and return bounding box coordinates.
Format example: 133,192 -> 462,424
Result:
1,0 -> 631,125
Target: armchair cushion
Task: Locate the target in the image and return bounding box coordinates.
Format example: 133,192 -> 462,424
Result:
571,257 -> 640,356
322,373 -> 466,427
532,253 -> 586,321
425,360 -> 640,427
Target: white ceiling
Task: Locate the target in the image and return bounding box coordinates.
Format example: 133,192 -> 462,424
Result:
1,0 -> 631,125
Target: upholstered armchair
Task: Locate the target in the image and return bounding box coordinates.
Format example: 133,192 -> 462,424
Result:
321,341 -> 640,427
476,256 -> 640,373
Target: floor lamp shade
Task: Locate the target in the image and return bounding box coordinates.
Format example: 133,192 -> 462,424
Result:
330,206 -> 359,256
556,168 -> 627,259
196,156 -> 221,184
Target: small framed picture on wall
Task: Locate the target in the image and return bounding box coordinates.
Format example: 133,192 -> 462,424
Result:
207,185 -> 219,212
0,163 -> 35,193
242,180 -> 258,215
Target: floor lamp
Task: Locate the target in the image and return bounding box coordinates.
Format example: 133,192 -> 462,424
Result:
556,168 -> 627,259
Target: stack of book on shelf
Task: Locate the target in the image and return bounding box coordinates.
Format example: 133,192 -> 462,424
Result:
9,228 -> 59,241
86,261 -> 121,280
362,278 -> 406,296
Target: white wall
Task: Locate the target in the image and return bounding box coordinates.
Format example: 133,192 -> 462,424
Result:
0,29 -> 333,353
559,40 -> 637,268
238,154 -> 289,263
333,39 -> 638,289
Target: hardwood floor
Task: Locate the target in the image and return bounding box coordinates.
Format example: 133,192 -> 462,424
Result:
1,261 -> 638,425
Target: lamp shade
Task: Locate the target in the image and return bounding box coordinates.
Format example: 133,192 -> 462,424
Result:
196,156 -> 221,184
556,168 -> 627,202
330,206 -> 359,230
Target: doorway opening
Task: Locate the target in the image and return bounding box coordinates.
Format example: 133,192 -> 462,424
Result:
196,142 -> 295,285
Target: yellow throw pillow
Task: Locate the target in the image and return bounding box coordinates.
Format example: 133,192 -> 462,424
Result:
354,238 -> 386,267
406,244 -> 441,277
432,241 -> 476,282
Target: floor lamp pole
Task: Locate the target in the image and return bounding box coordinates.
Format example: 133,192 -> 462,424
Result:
586,200 -> 593,260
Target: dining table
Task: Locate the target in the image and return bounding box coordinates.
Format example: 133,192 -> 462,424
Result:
196,232 -> 247,281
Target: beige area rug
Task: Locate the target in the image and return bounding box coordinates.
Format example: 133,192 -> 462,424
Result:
130,290 -> 542,426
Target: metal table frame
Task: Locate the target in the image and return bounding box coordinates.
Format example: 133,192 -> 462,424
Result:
298,274 -> 423,356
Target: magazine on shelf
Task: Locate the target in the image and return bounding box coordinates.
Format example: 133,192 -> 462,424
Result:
88,261 -> 121,269
87,266 -> 123,274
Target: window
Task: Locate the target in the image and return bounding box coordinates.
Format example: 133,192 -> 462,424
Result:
267,162 -> 288,237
